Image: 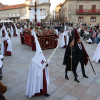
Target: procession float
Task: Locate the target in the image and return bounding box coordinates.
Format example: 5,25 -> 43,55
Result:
20,25 -> 58,51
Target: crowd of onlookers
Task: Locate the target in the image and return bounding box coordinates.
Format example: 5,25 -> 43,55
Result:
77,24 -> 100,44
0,21 -> 100,100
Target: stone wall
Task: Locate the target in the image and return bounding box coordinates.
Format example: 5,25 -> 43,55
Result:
59,0 -> 100,24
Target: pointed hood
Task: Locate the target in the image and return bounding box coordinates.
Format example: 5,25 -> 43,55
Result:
31,30 -> 46,67
74,28 -> 89,65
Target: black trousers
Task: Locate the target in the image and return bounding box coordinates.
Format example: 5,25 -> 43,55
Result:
79,60 -> 86,76
65,66 -> 77,79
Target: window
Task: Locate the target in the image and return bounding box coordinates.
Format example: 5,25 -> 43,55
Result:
92,5 -> 96,10
78,17 -> 84,22
2,11 -> 4,17
9,10 -> 11,17
17,9 -> 19,16
13,10 -> 15,17
5,11 -> 7,17
91,17 -> 96,22
79,5 -> 83,10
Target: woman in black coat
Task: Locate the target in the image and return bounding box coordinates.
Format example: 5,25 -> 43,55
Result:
63,37 -> 79,82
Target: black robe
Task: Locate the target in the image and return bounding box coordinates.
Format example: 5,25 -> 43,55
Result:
63,46 -> 77,71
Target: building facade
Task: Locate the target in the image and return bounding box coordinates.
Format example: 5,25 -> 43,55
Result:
0,0 -> 50,22
54,3 -> 61,21
29,0 -> 51,22
0,2 -> 5,8
59,0 -> 100,25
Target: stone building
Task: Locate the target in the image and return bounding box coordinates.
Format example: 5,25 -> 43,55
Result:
59,0 -> 100,25
0,0 -> 50,22
29,0 -> 51,22
0,2 -> 5,8
54,3 -> 61,21
0,1 -> 29,22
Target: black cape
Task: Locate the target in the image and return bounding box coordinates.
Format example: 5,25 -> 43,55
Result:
63,46 -> 77,71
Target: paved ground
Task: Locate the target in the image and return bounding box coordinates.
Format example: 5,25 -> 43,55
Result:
1,33 -> 100,100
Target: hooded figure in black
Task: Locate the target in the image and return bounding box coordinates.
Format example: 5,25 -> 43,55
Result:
63,37 -> 79,82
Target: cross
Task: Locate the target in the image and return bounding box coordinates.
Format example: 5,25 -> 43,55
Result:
41,60 -> 45,64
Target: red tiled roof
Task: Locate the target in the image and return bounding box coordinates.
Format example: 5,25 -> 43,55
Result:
0,3 -> 28,10
0,2 -> 4,5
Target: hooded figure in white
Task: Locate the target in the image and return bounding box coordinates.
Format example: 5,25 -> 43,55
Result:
1,26 -> 12,55
61,30 -> 69,47
20,27 -> 23,34
10,26 -> 14,37
0,24 -> 6,37
92,42 -> 100,63
14,23 -> 18,35
25,30 -> 49,98
0,55 -> 3,69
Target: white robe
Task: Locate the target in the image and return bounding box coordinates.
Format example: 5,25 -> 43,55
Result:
1,36 -> 12,55
20,27 -> 23,34
14,23 -> 18,35
92,43 -> 100,63
87,38 -> 93,43
25,61 -> 49,98
10,26 -> 14,36
25,30 -> 49,98
55,29 -> 59,35
0,55 -> 3,68
60,31 -> 69,47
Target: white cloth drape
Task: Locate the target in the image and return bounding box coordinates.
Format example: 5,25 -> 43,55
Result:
0,55 -> 3,68
10,26 -> 14,36
87,38 -> 92,43
0,25 -> 8,37
55,29 -> 59,35
1,35 -> 12,55
20,27 -> 23,34
61,31 -> 69,47
92,43 -> 100,63
14,23 -> 18,35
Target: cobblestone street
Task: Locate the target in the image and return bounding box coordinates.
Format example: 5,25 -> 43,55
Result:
1,34 -> 100,100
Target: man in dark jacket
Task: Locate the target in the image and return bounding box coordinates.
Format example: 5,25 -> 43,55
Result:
63,37 -> 79,82
75,38 -> 89,78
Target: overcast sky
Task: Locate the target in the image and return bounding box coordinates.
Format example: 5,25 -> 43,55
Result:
0,0 -> 62,11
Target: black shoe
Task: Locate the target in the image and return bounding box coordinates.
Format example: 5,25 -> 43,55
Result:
74,78 -> 80,83
0,77 -> 2,80
0,75 -> 3,78
65,75 -> 69,80
45,94 -> 50,97
83,75 -> 88,78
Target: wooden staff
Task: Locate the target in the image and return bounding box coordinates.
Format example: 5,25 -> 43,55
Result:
64,36 -> 67,48
43,44 -> 59,70
88,58 -> 96,75
43,37 -> 60,70
4,41 -> 7,56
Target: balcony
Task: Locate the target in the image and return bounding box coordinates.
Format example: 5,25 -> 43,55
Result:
76,9 -> 100,15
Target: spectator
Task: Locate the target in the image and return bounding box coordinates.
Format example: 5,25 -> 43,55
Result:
96,31 -> 100,44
